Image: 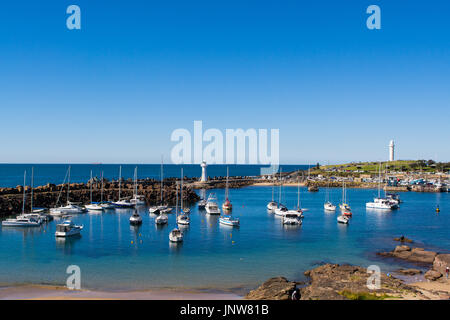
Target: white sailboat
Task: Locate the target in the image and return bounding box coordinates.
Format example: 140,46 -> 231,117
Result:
337,215 -> 349,224
149,158 -> 171,214
85,170 -> 104,211
177,170 -> 190,225
339,182 -> 352,216
366,163 -> 398,210
2,170 -> 42,227
324,179 -> 336,211
180,168 -> 190,214
222,167 -> 232,211
129,209 -> 143,225
112,166 -> 135,208
266,172 -> 278,212
169,185 -> 184,242
50,166 -> 87,216
130,166 -> 146,206
283,213 -> 302,225
99,171 -> 115,209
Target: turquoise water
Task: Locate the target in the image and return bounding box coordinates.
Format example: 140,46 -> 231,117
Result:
0,186 -> 448,294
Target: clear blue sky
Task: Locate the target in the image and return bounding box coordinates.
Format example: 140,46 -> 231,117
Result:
0,1 -> 449,164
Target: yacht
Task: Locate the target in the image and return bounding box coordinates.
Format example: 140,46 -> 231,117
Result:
177,214 -> 190,225
2,215 -> 41,227
155,214 -> 168,225
169,228 -> 183,242
86,170 -> 104,212
99,171 -> 116,210
219,215 -> 240,227
366,163 -> 398,210
130,167 -> 146,206
274,205 -> 289,216
267,201 -> 278,212
55,220 -> 83,237
129,210 -> 143,225
112,166 -> 135,208
205,194 -> 221,215
198,199 -> 207,209
337,215 -> 349,224
51,167 -> 88,215
283,213 -> 302,225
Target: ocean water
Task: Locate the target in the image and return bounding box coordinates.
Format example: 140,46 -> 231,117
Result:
0,185 -> 448,294
0,164 -> 309,188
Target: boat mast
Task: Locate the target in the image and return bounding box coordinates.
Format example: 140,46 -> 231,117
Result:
101,171 -> 104,203
271,170 -> 275,202
225,166 -> 229,200
67,165 -> 71,204
181,168 -> 184,209
279,167 -> 282,205
176,182 -> 179,218
378,162 -> 381,198
22,170 -> 26,214
118,165 -> 122,201
90,170 -> 93,203
297,176 -> 301,210
134,166 -> 138,199
160,156 -> 164,205
30,167 -> 34,212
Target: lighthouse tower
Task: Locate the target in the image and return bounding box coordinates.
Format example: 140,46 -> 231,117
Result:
389,140 -> 395,162
200,161 -> 208,182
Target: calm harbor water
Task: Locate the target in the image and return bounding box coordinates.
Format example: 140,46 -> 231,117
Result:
0,164 -> 309,188
0,185 -> 448,294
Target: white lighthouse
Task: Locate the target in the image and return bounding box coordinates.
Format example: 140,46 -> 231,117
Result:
389,140 -> 395,162
200,161 -> 208,182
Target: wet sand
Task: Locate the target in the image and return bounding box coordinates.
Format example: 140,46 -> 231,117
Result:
0,285 -> 243,300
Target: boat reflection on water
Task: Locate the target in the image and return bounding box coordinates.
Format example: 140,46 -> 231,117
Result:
169,240 -> 183,252
55,234 -> 82,253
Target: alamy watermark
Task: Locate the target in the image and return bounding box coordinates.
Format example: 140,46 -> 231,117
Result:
366,265 -> 381,290
66,265 -> 81,290
171,121 -> 279,175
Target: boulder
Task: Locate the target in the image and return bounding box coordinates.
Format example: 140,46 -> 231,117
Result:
245,277 -> 296,300
409,248 -> 437,264
432,254 -> 450,275
394,236 -> 413,243
397,268 -> 422,276
424,270 -> 442,281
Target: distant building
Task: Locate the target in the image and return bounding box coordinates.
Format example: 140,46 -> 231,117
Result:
389,140 -> 395,161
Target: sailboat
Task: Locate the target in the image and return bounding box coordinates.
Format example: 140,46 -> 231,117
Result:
180,168 -> 191,214
222,167 -> 232,211
366,162 -> 398,210
130,166 -> 146,206
177,169 -> 190,225
324,179 -> 336,211
274,168 -> 289,216
149,158 -> 171,214
169,183 -> 184,242
85,170 -> 104,211
294,177 -> 304,218
198,188 -> 207,209
112,166 -> 135,208
99,171 -> 115,209
50,166 -> 87,215
339,182 -> 352,216
129,209 -> 143,225
2,170 -> 42,227
267,171 -> 278,212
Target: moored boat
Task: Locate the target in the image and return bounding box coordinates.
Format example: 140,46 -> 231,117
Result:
219,215 -> 240,227
55,220 -> 83,237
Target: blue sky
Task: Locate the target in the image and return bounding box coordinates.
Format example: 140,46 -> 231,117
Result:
0,1 -> 449,164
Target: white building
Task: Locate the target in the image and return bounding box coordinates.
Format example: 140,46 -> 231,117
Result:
389,140 -> 395,161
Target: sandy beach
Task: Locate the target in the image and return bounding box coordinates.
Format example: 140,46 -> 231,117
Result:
0,285 -> 243,300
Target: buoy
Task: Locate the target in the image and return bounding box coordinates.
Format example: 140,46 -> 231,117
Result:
131,240 -> 134,244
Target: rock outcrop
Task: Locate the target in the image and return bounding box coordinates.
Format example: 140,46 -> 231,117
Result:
397,268 -> 422,276
378,246 -> 437,264
245,277 -> 296,300
432,254 -> 450,275
424,270 -> 442,281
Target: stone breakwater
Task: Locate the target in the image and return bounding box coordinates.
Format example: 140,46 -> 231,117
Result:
0,180 -> 200,217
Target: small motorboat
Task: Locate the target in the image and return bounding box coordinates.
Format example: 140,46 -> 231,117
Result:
155,214 -> 168,225
182,207 -> 191,214
283,213 -> 302,225
169,228 -> 183,242
274,205 -> 288,216
158,205 -> 172,214
219,215 -> 240,227
324,201 -> 336,211
50,202 -> 87,216
55,220 -> 83,237
337,215 -> 349,224
177,214 -> 190,225
130,195 -> 146,206
343,210 -> 352,217
129,210 -> 142,225
2,215 -> 41,227
198,199 -> 207,209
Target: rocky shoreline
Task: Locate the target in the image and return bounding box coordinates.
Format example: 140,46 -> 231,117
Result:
246,238 -> 450,300
0,180 -> 199,217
